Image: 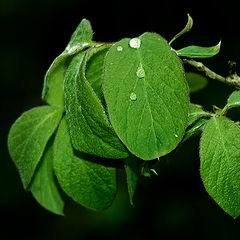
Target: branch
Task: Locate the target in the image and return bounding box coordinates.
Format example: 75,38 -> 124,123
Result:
183,59 -> 240,89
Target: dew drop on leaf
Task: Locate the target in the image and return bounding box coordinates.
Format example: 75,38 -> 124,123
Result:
136,64 -> 145,78
117,46 -> 123,52
129,38 -> 141,49
175,134 -> 178,138
130,92 -> 137,101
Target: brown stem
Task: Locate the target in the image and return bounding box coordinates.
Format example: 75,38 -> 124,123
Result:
183,59 -> 240,89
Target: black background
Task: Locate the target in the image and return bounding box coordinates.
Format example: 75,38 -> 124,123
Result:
1,0 -> 240,239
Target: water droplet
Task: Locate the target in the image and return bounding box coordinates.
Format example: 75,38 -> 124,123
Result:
129,38 -> 141,49
136,64 -> 145,78
130,92 -> 137,101
175,134 -> 178,138
117,46 -> 123,52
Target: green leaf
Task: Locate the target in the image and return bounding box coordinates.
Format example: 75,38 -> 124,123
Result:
183,118 -> 208,142
54,117 -> 117,211
186,72 -> 208,93
141,162 -> 152,177
85,44 -> 111,104
227,91 -> 240,109
42,19 -> 93,106
64,50 -> 128,159
169,13 -> 193,45
8,106 -> 63,189
188,103 -> 211,126
124,155 -> 141,205
200,116 -> 240,218
176,41 -> 221,58
30,138 -> 64,215
103,32 -> 189,160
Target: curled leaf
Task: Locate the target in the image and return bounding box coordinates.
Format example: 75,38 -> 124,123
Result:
169,13 -> 193,45
227,91 -> 240,109
176,41 -> 221,58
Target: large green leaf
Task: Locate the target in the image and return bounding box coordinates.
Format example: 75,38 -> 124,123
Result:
176,41 -> 221,58
54,117 -> 117,211
42,19 -> 93,106
30,138 -> 64,215
200,116 -> 240,218
103,32 -> 189,160
8,106 -> 63,189
64,50 -> 128,159
227,91 -> 240,109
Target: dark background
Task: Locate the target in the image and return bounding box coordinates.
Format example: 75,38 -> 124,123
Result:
1,0 -> 240,239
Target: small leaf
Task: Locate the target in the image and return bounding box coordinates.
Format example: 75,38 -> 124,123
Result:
103,32 -> 189,160
186,72 -> 208,93
54,117 -> 117,211
176,41 -> 221,58
188,103 -> 211,126
64,51 -> 128,159
169,13 -> 193,45
200,116 -> 240,218
8,106 -> 63,189
183,118 -> 208,142
141,162 -> 151,177
30,138 -> 64,215
42,19 -> 93,106
227,91 -> 240,109
85,44 -> 111,104
124,156 -> 141,205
